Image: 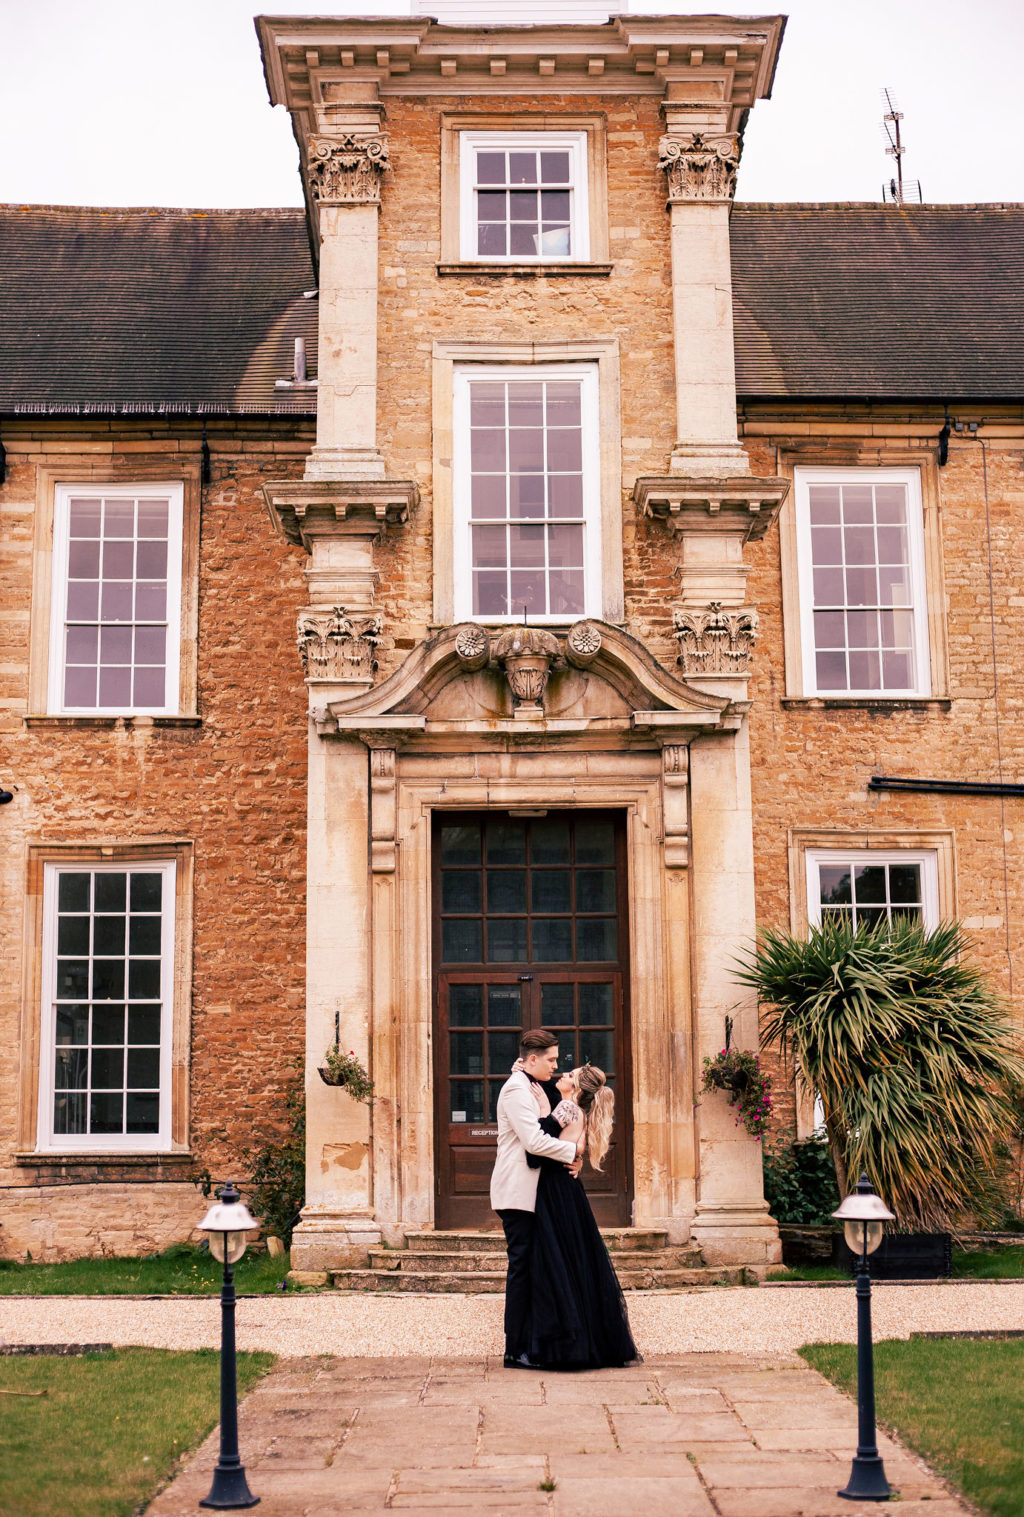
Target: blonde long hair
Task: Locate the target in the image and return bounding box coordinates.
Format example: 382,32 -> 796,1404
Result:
573,1065 -> 614,1172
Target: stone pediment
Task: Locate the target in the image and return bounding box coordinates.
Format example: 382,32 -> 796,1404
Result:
317,620 -> 740,743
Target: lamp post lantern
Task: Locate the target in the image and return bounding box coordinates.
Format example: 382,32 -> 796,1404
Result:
832,1173 -> 896,1502
198,1181 -> 260,1510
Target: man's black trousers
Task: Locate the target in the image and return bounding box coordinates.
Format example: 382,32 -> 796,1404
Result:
497,1208 -> 535,1357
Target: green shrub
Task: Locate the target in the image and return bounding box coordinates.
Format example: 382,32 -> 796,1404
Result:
763,1131 -> 840,1224
244,1059 -> 306,1245
736,917 -> 1024,1230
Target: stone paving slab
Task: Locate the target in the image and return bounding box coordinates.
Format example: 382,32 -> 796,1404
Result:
143,1353 -> 971,1517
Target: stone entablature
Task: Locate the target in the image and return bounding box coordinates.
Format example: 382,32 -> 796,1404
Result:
658,132 -> 740,204
258,14 -> 785,120
307,133 -> 390,205
264,479 -> 418,552
634,475 -> 789,543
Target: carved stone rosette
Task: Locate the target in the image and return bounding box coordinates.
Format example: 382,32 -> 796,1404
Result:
491,625 -> 563,715
673,602 -> 757,676
453,624 -> 490,672
657,133 -> 740,204
565,620 -> 603,668
308,133 -> 390,205
297,607 -> 382,682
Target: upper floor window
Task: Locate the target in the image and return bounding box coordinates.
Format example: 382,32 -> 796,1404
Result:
453,363 -> 600,622
459,131 -> 589,262
794,467 -> 930,697
38,860 -> 176,1151
807,849 -> 939,931
48,482 -> 183,715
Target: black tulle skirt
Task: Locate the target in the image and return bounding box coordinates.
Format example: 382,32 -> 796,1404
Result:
525,1162 -> 641,1371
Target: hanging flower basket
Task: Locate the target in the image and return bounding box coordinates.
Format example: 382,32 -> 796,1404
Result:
318,1045 -> 374,1103
706,1063 -> 749,1093
700,1048 -> 772,1140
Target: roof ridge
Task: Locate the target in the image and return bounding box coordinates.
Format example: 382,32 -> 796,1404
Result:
733,201 -> 1024,212
0,203 -> 307,217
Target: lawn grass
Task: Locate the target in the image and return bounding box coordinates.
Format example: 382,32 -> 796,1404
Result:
0,1346 -> 274,1517
801,1337 -> 1024,1517
0,1242 -> 294,1295
953,1245 -> 1024,1279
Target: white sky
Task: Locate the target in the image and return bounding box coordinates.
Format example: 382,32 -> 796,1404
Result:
1,0 -> 1022,207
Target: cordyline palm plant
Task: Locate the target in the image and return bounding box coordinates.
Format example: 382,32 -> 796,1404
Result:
735,916 -> 1024,1232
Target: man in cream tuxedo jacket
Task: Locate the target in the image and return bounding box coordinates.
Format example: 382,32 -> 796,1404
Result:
491,1028 -> 580,1367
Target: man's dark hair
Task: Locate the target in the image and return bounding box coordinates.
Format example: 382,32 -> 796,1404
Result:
519,1027 -> 558,1058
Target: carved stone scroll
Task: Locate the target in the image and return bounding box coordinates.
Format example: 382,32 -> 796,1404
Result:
369,748 -> 397,873
673,602 -> 757,676
297,607 -> 382,682
662,744 -> 690,868
565,620 -> 603,668
657,133 -> 740,204
308,133 -> 390,205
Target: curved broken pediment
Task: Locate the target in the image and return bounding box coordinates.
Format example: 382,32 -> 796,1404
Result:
319,621 -> 739,740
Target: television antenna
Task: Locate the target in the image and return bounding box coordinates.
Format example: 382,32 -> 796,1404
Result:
880,88 -> 922,205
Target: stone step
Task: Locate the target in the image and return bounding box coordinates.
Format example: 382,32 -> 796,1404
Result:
401,1228 -> 670,1254
367,1246 -> 705,1274
330,1263 -> 749,1293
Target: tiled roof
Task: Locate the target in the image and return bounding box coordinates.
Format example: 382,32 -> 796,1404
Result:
731,204 -> 1024,399
0,205 -> 317,415
0,202 -> 1020,412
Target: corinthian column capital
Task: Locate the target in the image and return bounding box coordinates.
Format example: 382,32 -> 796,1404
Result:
308,133 -> 390,205
657,132 -> 740,205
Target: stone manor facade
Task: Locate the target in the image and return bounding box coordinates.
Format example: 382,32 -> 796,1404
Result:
1,6 -> 1022,1267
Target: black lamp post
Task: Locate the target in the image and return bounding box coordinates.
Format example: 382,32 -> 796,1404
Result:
832,1173 -> 896,1502
198,1182 -> 260,1510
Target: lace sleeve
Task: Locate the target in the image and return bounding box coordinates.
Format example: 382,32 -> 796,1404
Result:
551,1098 -> 582,1127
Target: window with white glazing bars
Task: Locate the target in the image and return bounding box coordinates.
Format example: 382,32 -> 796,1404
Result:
453,365 -> 600,622
795,470 -> 929,697
49,484 -> 183,713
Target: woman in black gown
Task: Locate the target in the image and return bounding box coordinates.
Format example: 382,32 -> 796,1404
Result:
524,1064 -> 640,1370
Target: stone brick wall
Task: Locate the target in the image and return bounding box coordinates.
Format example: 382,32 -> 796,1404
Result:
0,418 -> 312,1258
371,93 -> 679,677
740,404 -> 1024,1133
3,122 -> 1022,1253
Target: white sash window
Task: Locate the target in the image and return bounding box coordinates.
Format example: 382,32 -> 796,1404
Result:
49,482 -> 183,714
453,364 -> 601,622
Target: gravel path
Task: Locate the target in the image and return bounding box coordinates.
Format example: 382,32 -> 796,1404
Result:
2,1281 -> 1023,1358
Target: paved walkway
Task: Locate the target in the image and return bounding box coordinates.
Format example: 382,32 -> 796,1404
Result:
144,1353 -> 969,1517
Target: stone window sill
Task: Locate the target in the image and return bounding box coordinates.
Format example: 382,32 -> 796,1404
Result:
15,1151 -> 195,1185
437,262 -> 613,278
779,697 -> 951,712
24,714 -> 202,730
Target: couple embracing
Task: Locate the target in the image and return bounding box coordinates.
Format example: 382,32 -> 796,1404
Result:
490,1027 -> 640,1371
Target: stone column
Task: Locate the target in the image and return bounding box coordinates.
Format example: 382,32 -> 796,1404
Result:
658,105 -> 748,480
638,495 -> 786,1271
304,108 -> 389,483
688,723 -> 780,1268
263,485 -> 416,1278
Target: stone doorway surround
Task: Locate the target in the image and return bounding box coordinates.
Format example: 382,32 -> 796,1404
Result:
266,611 -> 782,1274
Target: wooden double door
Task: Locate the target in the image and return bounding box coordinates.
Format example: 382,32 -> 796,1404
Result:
432,810 -> 632,1228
